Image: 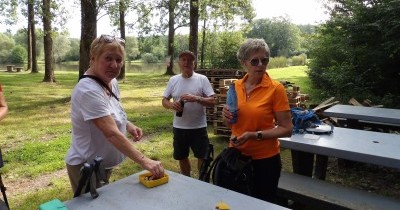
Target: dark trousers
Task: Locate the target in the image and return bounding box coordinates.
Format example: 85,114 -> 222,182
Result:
252,154 -> 282,203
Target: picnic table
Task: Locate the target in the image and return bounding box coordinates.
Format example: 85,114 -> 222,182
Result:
278,127 -> 400,209
323,104 -> 400,128
64,170 -> 288,210
279,127 -> 400,170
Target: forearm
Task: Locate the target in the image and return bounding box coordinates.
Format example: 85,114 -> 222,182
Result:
107,131 -> 146,165
253,126 -> 292,140
196,95 -> 215,107
0,107 -> 7,121
162,97 -> 173,109
0,94 -> 7,121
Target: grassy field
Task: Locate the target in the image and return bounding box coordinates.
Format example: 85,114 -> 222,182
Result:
2,66 -> 397,209
0,66 -> 312,209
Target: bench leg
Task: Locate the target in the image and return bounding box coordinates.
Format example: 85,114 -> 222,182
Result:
291,150 -> 314,177
313,155 -> 328,180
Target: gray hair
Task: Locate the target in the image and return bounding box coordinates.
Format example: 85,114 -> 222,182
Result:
237,38 -> 270,62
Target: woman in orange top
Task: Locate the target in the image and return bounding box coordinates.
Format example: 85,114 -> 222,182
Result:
223,38 -> 293,203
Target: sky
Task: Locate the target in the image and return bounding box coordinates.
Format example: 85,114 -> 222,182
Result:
1,0 -> 329,38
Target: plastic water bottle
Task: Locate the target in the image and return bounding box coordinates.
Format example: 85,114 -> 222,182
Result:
226,83 -> 238,124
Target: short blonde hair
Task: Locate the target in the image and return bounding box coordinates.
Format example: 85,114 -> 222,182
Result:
90,36 -> 126,61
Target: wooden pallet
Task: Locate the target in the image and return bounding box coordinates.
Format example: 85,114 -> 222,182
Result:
213,127 -> 231,137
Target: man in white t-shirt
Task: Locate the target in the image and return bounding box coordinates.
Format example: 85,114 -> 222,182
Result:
162,51 -> 215,177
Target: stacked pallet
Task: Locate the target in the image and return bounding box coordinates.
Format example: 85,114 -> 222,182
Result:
196,69 -> 245,137
280,80 -> 310,108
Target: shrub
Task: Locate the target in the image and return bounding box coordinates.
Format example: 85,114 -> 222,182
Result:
9,45 -> 27,64
268,56 -> 287,69
141,53 -> 158,63
291,53 -> 307,66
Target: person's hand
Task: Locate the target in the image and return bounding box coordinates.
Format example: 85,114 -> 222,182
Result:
140,157 -> 165,179
180,93 -> 199,103
127,123 -> 143,142
222,105 -> 233,123
230,132 -> 252,146
171,100 -> 184,112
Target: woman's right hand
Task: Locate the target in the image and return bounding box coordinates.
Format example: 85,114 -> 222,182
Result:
222,105 -> 233,123
140,157 -> 165,179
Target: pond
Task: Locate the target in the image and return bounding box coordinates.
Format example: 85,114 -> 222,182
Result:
1,62 -> 181,75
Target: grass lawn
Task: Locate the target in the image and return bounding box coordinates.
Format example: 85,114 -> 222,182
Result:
0,66 -> 321,209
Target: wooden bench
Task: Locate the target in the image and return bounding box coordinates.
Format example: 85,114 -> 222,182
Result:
15,67 -> 23,72
278,171 -> 400,210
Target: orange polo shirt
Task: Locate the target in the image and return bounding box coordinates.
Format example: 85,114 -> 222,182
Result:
231,73 -> 290,159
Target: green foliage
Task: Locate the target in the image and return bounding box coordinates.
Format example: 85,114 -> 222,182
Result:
64,38 -> 80,61
141,53 -> 158,63
0,33 -> 15,63
268,56 -> 288,69
53,33 -> 71,63
9,44 -> 27,64
308,0 -> 400,108
204,31 -> 244,69
125,36 -> 140,60
290,53 -> 307,66
246,17 -> 302,57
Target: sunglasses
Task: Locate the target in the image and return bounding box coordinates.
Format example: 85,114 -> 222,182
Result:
249,57 -> 269,66
99,34 -> 125,46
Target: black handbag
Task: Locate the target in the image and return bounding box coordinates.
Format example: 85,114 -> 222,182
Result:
211,147 -> 254,195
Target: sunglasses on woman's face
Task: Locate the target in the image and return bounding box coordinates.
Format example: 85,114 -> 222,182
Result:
99,34 -> 125,46
249,57 -> 269,66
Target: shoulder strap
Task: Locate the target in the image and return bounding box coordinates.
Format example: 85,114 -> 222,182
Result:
79,75 -> 119,101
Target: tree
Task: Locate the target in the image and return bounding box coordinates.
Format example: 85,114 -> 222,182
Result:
246,17 -> 301,57
308,0 -> 400,108
189,0 -> 199,68
79,0 -> 97,78
42,0 -> 55,82
28,0 -> 38,73
198,0 -> 254,68
53,33 -> 71,62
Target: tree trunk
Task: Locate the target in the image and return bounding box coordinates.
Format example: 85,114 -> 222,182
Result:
117,0 -> 126,81
42,0 -> 55,82
27,3 -> 32,71
189,0 -> 199,69
200,18 -> 206,69
165,1 -> 175,75
28,0 -> 38,73
79,0 -> 97,78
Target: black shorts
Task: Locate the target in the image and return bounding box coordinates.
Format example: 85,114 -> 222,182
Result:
173,127 -> 209,160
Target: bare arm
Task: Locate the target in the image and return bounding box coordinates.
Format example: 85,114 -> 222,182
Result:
162,97 -> 184,112
92,115 -> 164,178
0,92 -> 8,121
180,93 -> 215,107
231,110 -> 293,145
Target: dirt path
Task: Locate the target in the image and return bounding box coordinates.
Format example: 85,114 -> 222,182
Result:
5,169 -> 67,197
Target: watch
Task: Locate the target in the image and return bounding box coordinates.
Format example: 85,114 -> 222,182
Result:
256,131 -> 263,140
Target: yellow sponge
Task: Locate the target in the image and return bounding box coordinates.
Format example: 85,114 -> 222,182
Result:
215,201 -> 230,210
139,172 -> 169,188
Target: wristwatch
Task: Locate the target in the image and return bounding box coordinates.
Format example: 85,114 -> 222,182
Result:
256,131 -> 263,140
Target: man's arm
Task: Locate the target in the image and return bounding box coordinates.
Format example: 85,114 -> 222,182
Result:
0,91 -> 8,121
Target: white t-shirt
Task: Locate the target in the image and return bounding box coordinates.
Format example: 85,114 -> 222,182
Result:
65,77 -> 127,168
163,72 -> 215,129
